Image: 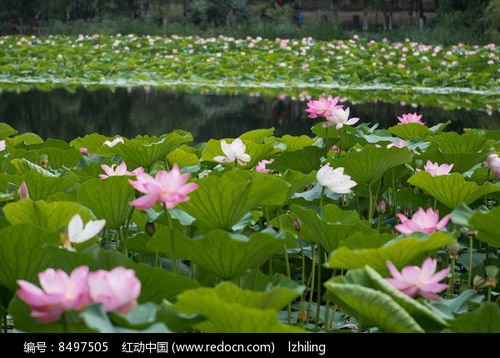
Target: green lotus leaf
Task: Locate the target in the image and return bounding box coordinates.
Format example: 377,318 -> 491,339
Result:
10,158 -> 54,177
292,205 -> 376,253
35,147 -> 82,169
407,171 -> 500,208
171,282 -> 304,333
271,134 -> 314,151
7,133 -> 43,146
448,303 -> 500,333
418,149 -> 486,173
166,147 -> 200,168
239,128 -> 274,143
429,132 -> 493,153
19,171 -> 78,201
0,123 -> 17,139
388,123 -> 433,140
330,145 -> 413,185
3,199 -> 95,232
148,227 -> 287,280
327,266 -> 447,332
469,206 -> 500,247
324,281 -> 424,333
0,224 -> 59,297
76,176 -> 135,229
326,232 -> 455,276
267,146 -> 325,174
178,171 -> 289,230
105,132 -> 193,169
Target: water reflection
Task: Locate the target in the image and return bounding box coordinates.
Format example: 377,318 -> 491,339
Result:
0,87 -> 498,142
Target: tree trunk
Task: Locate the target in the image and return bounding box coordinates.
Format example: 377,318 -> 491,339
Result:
389,0 -> 393,30
409,0 -> 414,27
362,0 -> 369,31
331,0 -> 338,28
418,0 -> 425,30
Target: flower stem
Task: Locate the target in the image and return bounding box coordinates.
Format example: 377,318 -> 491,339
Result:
468,235 -> 474,288
315,247 -> 324,328
163,204 -> 179,275
307,245 -> 317,324
447,257 -> 456,298
62,311 -> 68,333
368,183 -> 373,221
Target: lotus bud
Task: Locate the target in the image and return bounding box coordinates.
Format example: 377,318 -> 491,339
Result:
447,243 -> 460,259
485,266 -> 499,287
377,200 -> 386,213
40,154 -> 49,168
17,181 -> 29,200
293,218 -> 301,231
485,265 -> 499,278
473,275 -> 487,289
145,222 -> 156,237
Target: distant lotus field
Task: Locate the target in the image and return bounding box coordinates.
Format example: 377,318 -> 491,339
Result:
0,93 -> 499,333
0,34 -> 498,112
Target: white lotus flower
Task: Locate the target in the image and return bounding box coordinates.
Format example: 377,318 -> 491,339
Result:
0,140 -> 5,151
103,137 -> 124,147
68,214 -> 106,244
214,138 -> 251,166
324,107 -> 359,130
316,163 -> 357,194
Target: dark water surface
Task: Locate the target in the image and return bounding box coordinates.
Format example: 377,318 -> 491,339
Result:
1,87 -> 499,143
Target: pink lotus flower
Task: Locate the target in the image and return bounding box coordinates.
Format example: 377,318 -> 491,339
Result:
99,162 -> 144,179
387,139 -> 407,148
323,107 -> 360,130
397,113 -> 425,125
214,138 -> 251,166
129,164 -> 198,210
0,140 -> 5,151
87,267 -> 141,315
305,96 -> 342,119
18,181 -> 29,199
103,137 -> 124,147
255,159 -> 275,174
79,147 -> 96,156
423,161 -> 454,176
316,163 -> 357,194
395,208 -> 451,235
17,266 -> 90,323
385,258 -> 449,301
484,153 -> 500,177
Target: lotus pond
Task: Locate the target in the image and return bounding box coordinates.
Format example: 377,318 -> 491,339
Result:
1,87 -> 499,143
0,33 -> 499,334
1,97 -> 500,333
